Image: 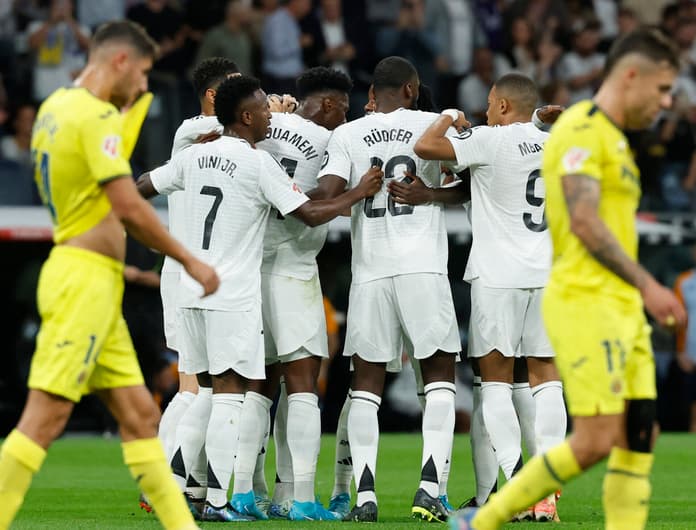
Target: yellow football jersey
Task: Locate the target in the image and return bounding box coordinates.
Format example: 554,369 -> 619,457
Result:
542,100 -> 641,305
31,87 -> 132,244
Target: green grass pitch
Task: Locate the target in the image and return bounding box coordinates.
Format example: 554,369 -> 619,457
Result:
10,432 -> 696,529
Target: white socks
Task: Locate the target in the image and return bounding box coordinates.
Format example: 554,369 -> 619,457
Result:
205,392 -> 244,507
253,410 -> 270,497
532,381 -> 567,454
171,386 -> 212,492
419,382 -> 456,498
332,391 -> 352,498
481,381 -> 522,480
348,390 -> 381,507
471,377 -> 498,505
512,381 -> 537,456
287,392 -> 321,502
233,391 -> 273,496
272,383 -> 293,505
160,390 -> 195,462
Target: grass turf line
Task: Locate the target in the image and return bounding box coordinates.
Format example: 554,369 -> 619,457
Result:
10,433 -> 696,529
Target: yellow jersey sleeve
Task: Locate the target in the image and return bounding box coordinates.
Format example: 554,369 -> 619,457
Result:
548,110 -> 604,183
81,108 -> 132,184
121,92 -> 153,160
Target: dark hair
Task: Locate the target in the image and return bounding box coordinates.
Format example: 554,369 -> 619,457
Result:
214,75 -> 262,126
604,28 -> 680,75
494,73 -> 539,114
296,66 -> 353,100
192,57 -> 240,100
372,56 -> 418,92
91,20 -> 158,58
416,84 -> 438,112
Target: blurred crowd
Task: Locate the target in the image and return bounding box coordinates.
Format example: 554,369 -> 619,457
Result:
1,0 -> 696,433
1,0 -> 696,210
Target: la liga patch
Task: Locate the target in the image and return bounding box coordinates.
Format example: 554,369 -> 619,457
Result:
101,135 -> 120,159
562,146 -> 590,172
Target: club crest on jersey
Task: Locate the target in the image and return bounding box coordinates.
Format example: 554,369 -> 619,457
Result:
101,135 -> 120,159
562,146 -> 590,172
455,128 -> 473,140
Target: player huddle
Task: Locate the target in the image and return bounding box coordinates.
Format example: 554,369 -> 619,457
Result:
137,49 -> 570,523
0,18 -> 686,530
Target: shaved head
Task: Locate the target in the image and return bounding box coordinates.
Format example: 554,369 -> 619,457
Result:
493,73 -> 539,116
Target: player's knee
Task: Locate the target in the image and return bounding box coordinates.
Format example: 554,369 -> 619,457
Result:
626,399 -> 657,453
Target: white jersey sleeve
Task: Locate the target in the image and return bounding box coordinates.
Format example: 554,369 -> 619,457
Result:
446,125 -> 502,170
258,152 -> 310,215
319,124 -> 353,182
257,113 -> 332,280
150,154 -> 185,195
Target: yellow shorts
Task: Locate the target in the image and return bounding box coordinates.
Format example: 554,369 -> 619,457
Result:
28,246 -> 144,402
542,288 -> 656,417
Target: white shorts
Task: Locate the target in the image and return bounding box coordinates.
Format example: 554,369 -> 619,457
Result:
261,273 -> 328,364
343,273 -> 461,367
178,305 -> 265,379
468,281 -> 554,359
160,271 -> 180,351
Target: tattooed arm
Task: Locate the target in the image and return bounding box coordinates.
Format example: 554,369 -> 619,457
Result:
562,174 -> 686,326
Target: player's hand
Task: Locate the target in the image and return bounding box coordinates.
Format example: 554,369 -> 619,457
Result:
452,110 -> 471,131
195,131 -> 221,144
388,171 -> 432,205
640,278 -> 686,329
537,105 -> 565,125
357,166 -> 384,197
184,258 -> 220,297
123,265 -> 141,283
268,94 -> 298,113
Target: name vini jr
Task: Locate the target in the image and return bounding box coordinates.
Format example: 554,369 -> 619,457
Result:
197,155 -> 237,176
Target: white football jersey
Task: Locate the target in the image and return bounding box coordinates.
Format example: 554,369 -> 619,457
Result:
257,112 -> 331,280
150,136 -> 309,311
447,122 -> 551,288
319,108 -> 456,284
162,115 -> 223,274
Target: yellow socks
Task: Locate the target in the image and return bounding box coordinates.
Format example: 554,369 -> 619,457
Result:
0,429 -> 47,530
122,438 -> 197,530
603,447 -> 653,530
472,440 -> 581,530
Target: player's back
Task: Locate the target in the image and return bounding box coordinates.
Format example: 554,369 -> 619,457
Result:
258,112 -> 331,279
163,114 -> 223,274
31,87 -> 131,243
457,122 -> 550,288
321,109 -> 450,283
165,136 -> 281,310
542,100 -> 641,304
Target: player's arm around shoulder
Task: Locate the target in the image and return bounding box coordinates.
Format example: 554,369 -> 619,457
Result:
413,109 -> 470,161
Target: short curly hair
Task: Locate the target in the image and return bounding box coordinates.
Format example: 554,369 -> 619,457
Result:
295,66 -> 353,100
214,75 -> 262,127
192,57 -> 239,100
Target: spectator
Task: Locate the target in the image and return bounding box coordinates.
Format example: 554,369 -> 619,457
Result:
76,0 -> 126,31
427,0 -> 486,109
658,89 -> 696,210
127,0 -> 189,75
504,16 -> 560,85
375,0 -> 441,94
260,0 -> 312,94
457,47 -> 510,125
27,0 -> 90,102
473,0 -> 505,52
539,80 -> 570,107
617,7 -> 640,37
674,252 -> 696,432
302,0 -> 355,74
195,0 -> 254,75
0,103 -> 36,169
557,18 -> 604,104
